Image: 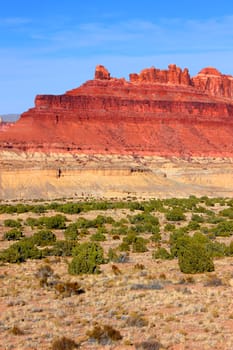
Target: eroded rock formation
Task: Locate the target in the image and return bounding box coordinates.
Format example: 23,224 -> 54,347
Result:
0,119 -> 14,132
1,64 -> 233,157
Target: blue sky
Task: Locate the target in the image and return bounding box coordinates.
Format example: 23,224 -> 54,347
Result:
1,0 -> 233,114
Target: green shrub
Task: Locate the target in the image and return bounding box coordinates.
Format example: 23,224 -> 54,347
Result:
178,241 -> 214,274
153,247 -> 172,260
164,223 -> 176,232
187,221 -> 201,231
38,214 -> 67,229
64,223 -> 79,241
150,231 -> 161,242
90,232 -> 106,241
165,208 -> 186,221
219,208 -> 233,219
129,213 -> 159,226
0,238 -> 42,263
31,230 -> 56,246
69,242 -> 104,275
169,231 -> 190,257
132,237 -> 148,253
108,248 -> 119,262
118,242 -> 130,252
191,214 -> 205,223
57,202 -> 82,214
3,229 -> 24,241
212,220 -> 233,237
46,240 -> 77,256
206,241 -> 229,258
25,217 -> 38,228
123,232 -> 138,245
4,219 -> 22,228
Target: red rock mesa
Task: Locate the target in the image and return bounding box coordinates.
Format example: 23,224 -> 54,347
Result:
1,64 -> 233,157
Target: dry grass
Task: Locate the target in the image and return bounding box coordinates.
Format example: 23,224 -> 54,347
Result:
1,201 -> 233,349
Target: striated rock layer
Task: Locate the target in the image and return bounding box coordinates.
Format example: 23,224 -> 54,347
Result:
1,63 -> 233,199
0,64 -> 233,157
0,120 -> 14,132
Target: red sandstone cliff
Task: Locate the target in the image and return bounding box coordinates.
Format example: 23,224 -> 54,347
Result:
1,64 -> 233,157
0,120 -> 14,132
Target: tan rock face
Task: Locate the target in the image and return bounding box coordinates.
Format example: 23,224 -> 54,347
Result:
0,64 -> 233,156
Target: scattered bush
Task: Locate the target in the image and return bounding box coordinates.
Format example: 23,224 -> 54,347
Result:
51,336 -> 79,350
135,339 -> 163,350
3,229 -> 24,241
48,240 -> 77,256
204,275 -> 223,287
4,219 -> 22,228
9,325 -> 24,335
54,281 -> 85,297
126,312 -> 148,327
38,214 -> 67,229
64,223 -> 79,241
68,242 -> 105,275
212,220 -> 233,237
118,242 -> 130,252
164,223 -> 176,232
31,229 -> 56,246
178,240 -> 214,274
132,237 -> 148,253
90,232 -> 106,241
153,247 -> 172,260
35,264 -> 54,280
165,208 -> 186,221
0,238 -> 42,263
87,324 -> 122,345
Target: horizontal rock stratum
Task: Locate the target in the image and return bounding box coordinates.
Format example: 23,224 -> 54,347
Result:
1,63 -> 233,200
1,63 -> 233,156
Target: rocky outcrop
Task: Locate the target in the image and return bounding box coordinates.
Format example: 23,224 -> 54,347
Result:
0,64 -> 233,157
0,120 -> 14,132
192,67 -> 233,99
94,65 -> 111,80
129,64 -> 191,86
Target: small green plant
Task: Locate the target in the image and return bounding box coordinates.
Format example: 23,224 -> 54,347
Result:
3,229 -> 24,241
47,240 -> 77,256
164,223 -> 176,231
118,241 -> 130,252
165,208 -> 186,221
153,247 -> 172,260
90,232 -> 106,241
4,219 -> 22,228
64,223 -> 79,241
212,220 -> 233,237
132,237 -> 148,253
31,229 -> 56,246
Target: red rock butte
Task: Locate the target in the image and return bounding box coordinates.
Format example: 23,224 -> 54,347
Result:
1,63 -> 233,157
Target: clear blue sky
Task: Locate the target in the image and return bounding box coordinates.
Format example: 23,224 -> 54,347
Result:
1,0 -> 233,114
